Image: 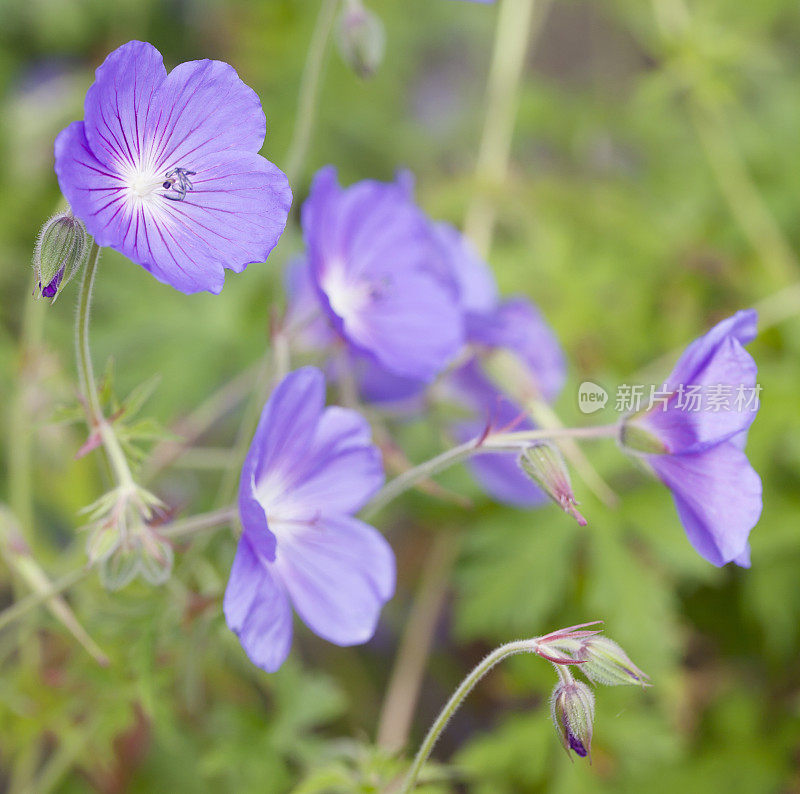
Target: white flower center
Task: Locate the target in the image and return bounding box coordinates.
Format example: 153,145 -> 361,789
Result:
321,262 -> 373,320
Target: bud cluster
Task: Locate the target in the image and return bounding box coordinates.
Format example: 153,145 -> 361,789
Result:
84,483 -> 173,590
533,622 -> 650,760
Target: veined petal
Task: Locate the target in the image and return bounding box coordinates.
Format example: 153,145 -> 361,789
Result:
224,536 -> 293,672
649,442 -> 762,566
276,514 -> 395,646
667,310 -> 757,388
304,167 -> 464,380
645,335 -> 758,454
54,120 -> 133,250
148,58 -> 266,169
248,367 -> 326,493
83,41 -> 166,172
144,150 -> 291,292
282,406 -> 385,517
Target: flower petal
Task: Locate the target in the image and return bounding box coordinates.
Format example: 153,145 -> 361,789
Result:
468,297 -> 567,403
432,222 -> 498,315
224,536 -> 293,672
667,310 -> 757,387
145,149 -> 291,292
54,120 -> 132,249
304,167 -> 463,380
280,406 -> 385,517
649,442 -> 762,566
277,514 -> 395,646
83,41 -> 166,173
645,335 -> 758,454
248,367 -> 326,494
149,58 -> 266,167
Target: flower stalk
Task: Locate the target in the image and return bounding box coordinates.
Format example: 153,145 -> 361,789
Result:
361,424 -> 618,519
398,639 -> 539,794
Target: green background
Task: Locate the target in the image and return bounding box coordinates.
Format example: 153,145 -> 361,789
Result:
1,0 -> 799,791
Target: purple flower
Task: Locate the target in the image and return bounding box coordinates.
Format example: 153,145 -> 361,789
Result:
224,367 -> 394,672
302,166 -> 463,381
54,41 -> 292,294
623,310 -> 762,566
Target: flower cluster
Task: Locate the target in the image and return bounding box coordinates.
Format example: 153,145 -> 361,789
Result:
52,40 -> 764,699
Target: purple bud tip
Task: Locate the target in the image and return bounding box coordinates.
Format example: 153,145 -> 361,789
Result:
41,267 -> 64,298
569,733 -> 588,757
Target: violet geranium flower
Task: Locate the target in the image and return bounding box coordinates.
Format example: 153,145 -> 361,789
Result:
54,41 -> 292,294
302,166 -> 463,382
621,310 -> 762,567
224,367 -> 394,672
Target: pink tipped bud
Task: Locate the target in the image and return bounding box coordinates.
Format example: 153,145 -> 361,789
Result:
577,635 -> 650,688
550,677 -> 595,759
519,443 -> 587,525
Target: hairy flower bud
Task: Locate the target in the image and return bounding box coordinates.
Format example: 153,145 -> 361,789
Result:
336,1 -> 385,79
576,635 -> 650,687
99,543 -> 140,591
32,211 -> 88,303
519,443 -> 587,525
138,531 -> 174,586
550,677 -> 595,759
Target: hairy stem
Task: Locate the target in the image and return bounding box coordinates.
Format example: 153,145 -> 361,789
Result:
398,639 -> 539,794
75,242 -> 136,490
362,424 -> 617,519
161,506 -> 238,540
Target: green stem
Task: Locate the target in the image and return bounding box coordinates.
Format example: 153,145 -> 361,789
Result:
398,639 -> 539,794
0,567 -> 89,633
75,242 -> 136,490
376,530 -> 461,752
284,0 -> 340,186
361,425 -> 617,520
7,280 -> 46,532
463,0 -> 549,257
161,506 -> 238,540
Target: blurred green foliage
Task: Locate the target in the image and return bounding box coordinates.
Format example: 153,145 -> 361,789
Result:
1,0 -> 800,791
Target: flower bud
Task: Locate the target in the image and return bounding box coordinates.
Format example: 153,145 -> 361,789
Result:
32,211 -> 88,303
519,443 -> 587,525
576,635 -> 650,688
99,543 -> 140,591
336,1 -> 385,79
137,531 -> 174,586
550,677 -> 595,759
86,522 -> 121,565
